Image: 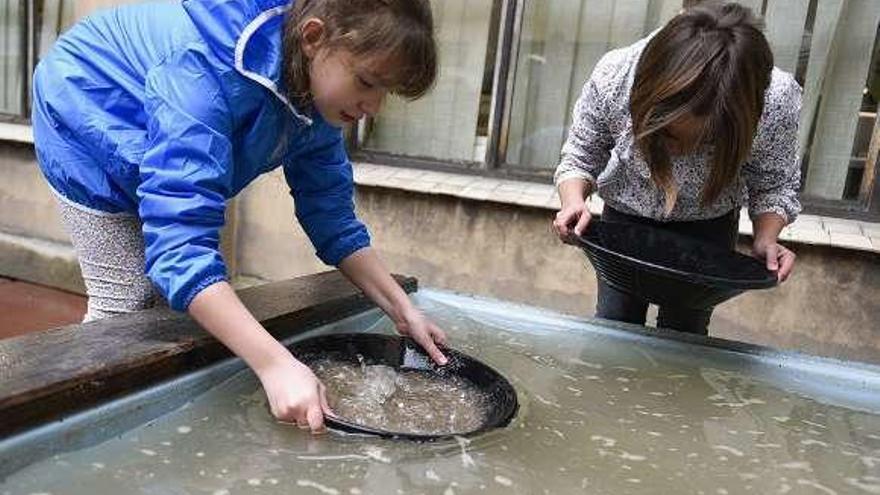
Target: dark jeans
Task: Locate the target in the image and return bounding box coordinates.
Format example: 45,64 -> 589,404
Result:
595,206 -> 740,335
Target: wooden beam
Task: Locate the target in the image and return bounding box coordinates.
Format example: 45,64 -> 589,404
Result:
803,0 -> 880,199
860,111 -> 880,204
0,271 -> 417,438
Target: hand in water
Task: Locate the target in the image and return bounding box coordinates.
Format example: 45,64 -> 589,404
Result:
395,306 -> 448,366
257,354 -> 333,433
553,200 -> 591,244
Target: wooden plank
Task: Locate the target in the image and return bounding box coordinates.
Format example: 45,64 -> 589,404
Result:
763,0 -> 810,73
804,0 -> 880,199
0,271 -> 417,438
798,0 -> 846,163
860,111 -> 880,202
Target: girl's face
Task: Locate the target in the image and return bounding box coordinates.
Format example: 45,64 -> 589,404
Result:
301,18 -> 390,127
308,48 -> 389,127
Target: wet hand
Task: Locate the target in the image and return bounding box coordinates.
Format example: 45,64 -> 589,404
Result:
395,306 -> 449,366
257,355 -> 333,433
752,239 -> 796,282
553,200 -> 591,245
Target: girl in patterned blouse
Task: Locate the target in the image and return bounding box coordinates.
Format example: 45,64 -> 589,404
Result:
552,0 -> 801,334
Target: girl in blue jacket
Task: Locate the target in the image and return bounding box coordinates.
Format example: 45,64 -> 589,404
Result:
32,0 -> 446,433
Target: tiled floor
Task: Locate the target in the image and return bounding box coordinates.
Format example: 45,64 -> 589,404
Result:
354,162 -> 880,253
0,277 -> 86,339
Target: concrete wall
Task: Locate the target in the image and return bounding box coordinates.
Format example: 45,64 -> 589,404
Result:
0,143 -> 83,293
349,185 -> 880,365
0,143 -> 68,244
3,142 -> 880,365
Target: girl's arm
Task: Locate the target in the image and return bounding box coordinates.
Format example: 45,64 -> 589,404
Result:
138,52 -> 332,431
338,247 -> 448,365
188,281 -> 332,432
284,129 -> 446,363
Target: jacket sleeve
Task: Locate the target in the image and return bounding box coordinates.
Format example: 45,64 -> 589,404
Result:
138,47 -> 233,311
283,128 -> 371,266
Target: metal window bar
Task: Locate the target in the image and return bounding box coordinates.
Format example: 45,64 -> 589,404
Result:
25,0 -> 34,118
863,111 -> 880,217
0,0 -> 33,123
484,0 -> 522,171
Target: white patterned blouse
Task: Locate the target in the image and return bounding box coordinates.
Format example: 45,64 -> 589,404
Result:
554,36 -> 802,223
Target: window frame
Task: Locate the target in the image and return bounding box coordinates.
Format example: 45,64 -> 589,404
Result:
0,0 -> 35,124
348,0 -> 880,220
1,0 -> 878,219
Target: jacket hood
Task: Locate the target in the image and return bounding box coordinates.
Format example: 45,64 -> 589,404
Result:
182,0 -> 311,124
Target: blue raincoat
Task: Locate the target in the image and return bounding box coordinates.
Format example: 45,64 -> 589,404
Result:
31,0 -> 370,311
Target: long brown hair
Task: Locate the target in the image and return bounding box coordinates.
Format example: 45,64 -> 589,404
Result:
282,0 -> 438,111
630,0 -> 773,214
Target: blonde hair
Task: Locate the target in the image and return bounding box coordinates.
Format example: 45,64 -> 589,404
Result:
282,0 -> 438,110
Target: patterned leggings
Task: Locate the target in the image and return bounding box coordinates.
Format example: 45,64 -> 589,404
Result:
55,196 -> 161,322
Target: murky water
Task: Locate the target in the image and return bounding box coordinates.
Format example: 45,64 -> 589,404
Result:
314,359 -> 487,435
4,290 -> 880,494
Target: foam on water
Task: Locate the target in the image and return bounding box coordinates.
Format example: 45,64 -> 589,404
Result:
313,359 -> 487,435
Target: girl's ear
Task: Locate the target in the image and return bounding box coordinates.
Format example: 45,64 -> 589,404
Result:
300,17 -> 326,59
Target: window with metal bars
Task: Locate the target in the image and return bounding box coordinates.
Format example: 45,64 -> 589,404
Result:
1,0 -> 878,218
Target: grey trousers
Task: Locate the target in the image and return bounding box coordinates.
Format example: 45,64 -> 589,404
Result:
55,196 -> 161,322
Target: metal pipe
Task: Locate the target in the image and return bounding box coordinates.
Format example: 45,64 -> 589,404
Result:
24,0 -> 34,119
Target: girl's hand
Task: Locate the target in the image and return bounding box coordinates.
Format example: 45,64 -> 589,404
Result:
395,305 -> 448,366
256,354 -> 333,433
553,200 -> 592,244
336,247 -> 449,365
187,282 -> 333,434
752,239 -> 796,282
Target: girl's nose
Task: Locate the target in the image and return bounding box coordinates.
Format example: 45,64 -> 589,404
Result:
361,92 -> 386,117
